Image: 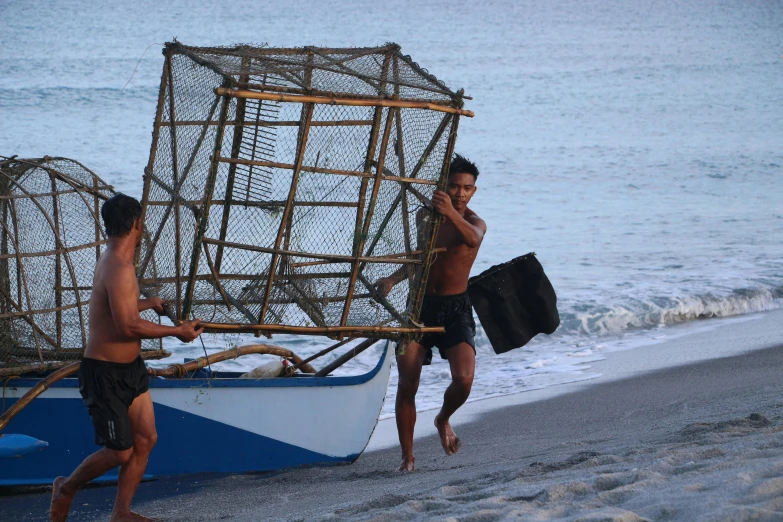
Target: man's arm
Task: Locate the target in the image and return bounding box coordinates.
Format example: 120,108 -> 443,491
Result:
376,208 -> 431,296
108,264 -> 202,341
431,190 -> 486,248
138,297 -> 165,314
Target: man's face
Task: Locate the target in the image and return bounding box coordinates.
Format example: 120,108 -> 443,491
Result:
445,172 -> 477,211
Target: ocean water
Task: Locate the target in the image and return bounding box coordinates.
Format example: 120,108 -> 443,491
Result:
2,0 -> 782,418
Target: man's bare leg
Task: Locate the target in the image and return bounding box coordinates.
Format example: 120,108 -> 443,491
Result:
110,391 -> 158,522
435,343 -> 475,456
395,342 -> 427,471
50,447 -> 133,522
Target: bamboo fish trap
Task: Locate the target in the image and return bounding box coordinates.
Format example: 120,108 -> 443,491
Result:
0,157 -> 166,377
139,41 -> 473,339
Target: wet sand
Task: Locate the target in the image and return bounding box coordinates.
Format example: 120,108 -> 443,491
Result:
2,338 -> 782,521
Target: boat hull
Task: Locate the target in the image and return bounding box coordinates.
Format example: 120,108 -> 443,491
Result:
0,343 -> 391,486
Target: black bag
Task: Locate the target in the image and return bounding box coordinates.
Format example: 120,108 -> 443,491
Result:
467,252 -> 560,354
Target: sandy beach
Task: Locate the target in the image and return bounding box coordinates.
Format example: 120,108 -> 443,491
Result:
2,311 -> 782,522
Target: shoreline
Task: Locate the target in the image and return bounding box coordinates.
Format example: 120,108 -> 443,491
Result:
367,307 -> 783,452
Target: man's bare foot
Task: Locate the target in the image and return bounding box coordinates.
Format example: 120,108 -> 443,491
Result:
49,477 -> 74,522
110,511 -> 159,522
398,455 -> 416,472
435,414 -> 462,456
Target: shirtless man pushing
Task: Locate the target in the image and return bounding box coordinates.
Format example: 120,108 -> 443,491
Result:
50,194 -> 203,522
376,154 -> 486,472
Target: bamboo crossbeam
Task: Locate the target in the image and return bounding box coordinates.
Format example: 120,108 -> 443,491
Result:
215,88 -> 475,117
140,271 -> 351,285
201,234 -> 424,266
288,250 -> 436,268
159,119 -> 374,127
199,323 -> 444,337
314,338 -> 379,377
190,293 -> 371,306
144,199 -> 359,208
291,337 -> 354,371
238,82 -> 460,105
0,188 -> 97,200
147,344 -> 317,377
177,42 -> 397,58
0,239 -> 107,260
217,157 -> 438,185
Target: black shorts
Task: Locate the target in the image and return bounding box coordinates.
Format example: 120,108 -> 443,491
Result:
399,292 -> 476,365
78,356 -> 149,451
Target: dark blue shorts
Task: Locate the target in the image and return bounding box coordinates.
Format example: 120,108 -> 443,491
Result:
398,292 -> 476,365
79,356 -> 149,451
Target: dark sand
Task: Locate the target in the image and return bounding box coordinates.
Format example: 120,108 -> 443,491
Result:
2,344 -> 782,521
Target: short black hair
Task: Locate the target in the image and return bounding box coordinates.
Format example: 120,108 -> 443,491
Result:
101,193 -> 142,237
448,154 -> 479,180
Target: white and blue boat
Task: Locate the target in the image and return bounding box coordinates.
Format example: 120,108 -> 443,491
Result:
0,341 -> 391,486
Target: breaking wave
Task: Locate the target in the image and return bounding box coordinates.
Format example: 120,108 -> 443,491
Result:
556,286 -> 783,337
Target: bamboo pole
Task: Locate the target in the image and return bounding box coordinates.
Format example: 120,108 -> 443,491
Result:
147,344 -> 317,377
0,239 -> 106,260
341,106 -> 397,327
49,172 -> 62,351
0,362 -> 79,431
0,188 -> 101,200
290,337 -> 355,371
166,55 -> 184,318
160,119 -> 374,127
200,323 -> 443,336
200,237 -> 424,265
412,115 -> 461,317
189,293 -> 371,307
140,271 -> 351,285
314,338 -> 380,377
181,85 -> 232,321
258,102 -> 315,325
217,156 -> 438,185
200,242 -> 232,311
144,199 -> 357,208
139,45 -> 175,264
215,88 -> 474,117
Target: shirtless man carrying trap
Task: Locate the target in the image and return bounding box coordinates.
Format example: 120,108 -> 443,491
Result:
376,154 -> 486,472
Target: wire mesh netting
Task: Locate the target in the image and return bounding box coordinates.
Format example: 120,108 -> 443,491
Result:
0,157 -> 164,375
139,42 -> 471,339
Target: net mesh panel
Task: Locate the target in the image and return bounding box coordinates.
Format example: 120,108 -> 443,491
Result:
0,157 -> 162,371
139,42 -> 465,338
